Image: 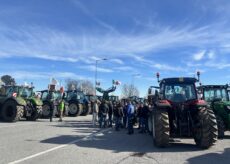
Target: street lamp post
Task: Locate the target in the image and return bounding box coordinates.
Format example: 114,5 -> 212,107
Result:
131,73 -> 140,87
95,58 -> 107,96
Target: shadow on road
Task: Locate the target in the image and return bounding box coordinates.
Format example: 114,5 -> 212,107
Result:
40,119 -> 203,153
186,148 -> 230,164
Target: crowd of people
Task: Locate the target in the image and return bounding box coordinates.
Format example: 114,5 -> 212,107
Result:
92,99 -> 152,135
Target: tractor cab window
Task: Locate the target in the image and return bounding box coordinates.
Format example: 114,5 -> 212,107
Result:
5,87 -> 17,97
19,87 -> 33,98
204,88 -> 228,101
164,84 -> 196,102
41,92 -> 48,100
67,91 -> 83,101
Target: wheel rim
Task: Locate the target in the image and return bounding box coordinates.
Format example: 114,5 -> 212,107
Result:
42,105 -> 50,116
69,104 -> 78,115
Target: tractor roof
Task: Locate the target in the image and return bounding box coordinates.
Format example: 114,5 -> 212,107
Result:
161,77 -> 197,84
198,85 -> 228,89
66,90 -> 83,93
2,85 -> 34,89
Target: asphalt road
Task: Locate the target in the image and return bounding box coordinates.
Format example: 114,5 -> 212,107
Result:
0,115 -> 230,164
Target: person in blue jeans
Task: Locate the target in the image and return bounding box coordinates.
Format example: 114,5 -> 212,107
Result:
127,100 -> 135,135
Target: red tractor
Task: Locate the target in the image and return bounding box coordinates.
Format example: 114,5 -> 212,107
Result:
148,72 -> 218,149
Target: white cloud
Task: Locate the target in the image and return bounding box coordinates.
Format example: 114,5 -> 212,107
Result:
110,59 -> 124,65
207,51 -> 216,59
0,71 -> 89,80
193,51 -> 205,61
79,65 -> 113,73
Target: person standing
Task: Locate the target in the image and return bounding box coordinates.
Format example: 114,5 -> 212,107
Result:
137,103 -> 144,130
114,101 -> 123,131
108,101 -> 113,127
92,99 -> 99,127
127,100 -> 135,135
98,100 -> 109,128
48,91 -> 55,122
122,102 -> 128,128
58,87 -> 65,122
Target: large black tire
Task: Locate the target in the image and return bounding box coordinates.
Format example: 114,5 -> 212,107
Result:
194,109 -> 218,149
81,104 -> 91,116
68,103 -> 82,116
152,110 -> 170,147
27,105 -> 42,121
42,103 -> 51,118
1,100 -> 23,122
216,115 -> 225,139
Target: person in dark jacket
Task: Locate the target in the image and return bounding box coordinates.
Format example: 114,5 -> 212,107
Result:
108,101 -> 113,127
113,101 -> 124,131
137,103 -> 144,129
122,102 -> 128,128
139,102 -> 149,133
98,100 -> 109,128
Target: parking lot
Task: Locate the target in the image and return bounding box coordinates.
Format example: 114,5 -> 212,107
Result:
0,115 -> 230,164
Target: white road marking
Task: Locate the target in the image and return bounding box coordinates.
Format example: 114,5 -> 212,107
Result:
8,128 -> 111,164
0,123 -> 37,129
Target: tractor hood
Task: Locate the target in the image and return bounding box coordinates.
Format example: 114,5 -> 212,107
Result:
28,97 -> 43,106
15,96 -> 27,106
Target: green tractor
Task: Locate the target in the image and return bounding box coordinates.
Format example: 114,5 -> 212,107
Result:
197,85 -> 230,138
0,85 -> 42,122
66,90 -> 91,116
148,73 -> 217,149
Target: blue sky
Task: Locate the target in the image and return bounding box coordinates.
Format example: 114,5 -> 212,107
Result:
0,0 -> 230,97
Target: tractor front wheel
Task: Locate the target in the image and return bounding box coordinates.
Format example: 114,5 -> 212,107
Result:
152,110 -> 170,147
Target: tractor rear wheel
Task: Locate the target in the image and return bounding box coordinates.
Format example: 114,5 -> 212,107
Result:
68,103 -> 82,116
216,115 -> 225,139
1,100 -> 23,122
81,104 -> 91,116
42,103 -> 51,118
194,109 -> 218,149
152,110 -> 170,147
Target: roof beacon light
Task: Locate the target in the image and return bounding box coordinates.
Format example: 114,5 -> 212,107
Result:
156,72 -> 160,83
197,71 -> 200,82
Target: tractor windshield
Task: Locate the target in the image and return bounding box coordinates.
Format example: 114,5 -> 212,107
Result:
164,83 -> 197,103
67,91 -> 84,101
19,87 -> 33,98
203,88 -> 228,101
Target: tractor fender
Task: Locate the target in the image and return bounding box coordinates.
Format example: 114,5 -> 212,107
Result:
155,100 -> 171,108
3,97 -> 26,106
189,100 -> 207,107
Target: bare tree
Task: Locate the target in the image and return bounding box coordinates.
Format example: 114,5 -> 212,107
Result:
65,79 -> 94,95
1,75 -> 16,85
121,84 -> 140,98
